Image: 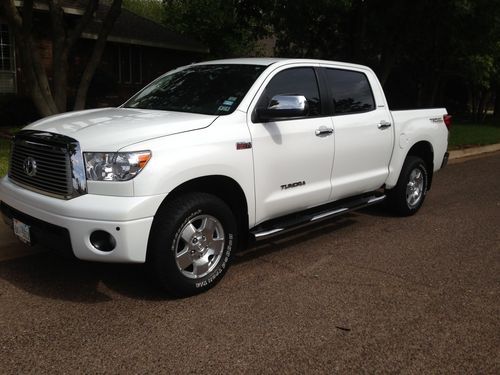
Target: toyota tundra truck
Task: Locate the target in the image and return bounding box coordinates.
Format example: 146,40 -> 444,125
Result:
0,58 -> 450,296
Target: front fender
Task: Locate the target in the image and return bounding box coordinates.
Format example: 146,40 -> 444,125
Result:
122,114 -> 256,226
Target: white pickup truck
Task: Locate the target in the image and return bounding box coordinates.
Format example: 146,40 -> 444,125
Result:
0,58 -> 450,296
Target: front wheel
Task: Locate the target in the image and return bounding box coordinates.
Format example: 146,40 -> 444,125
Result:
147,193 -> 237,297
387,156 -> 429,216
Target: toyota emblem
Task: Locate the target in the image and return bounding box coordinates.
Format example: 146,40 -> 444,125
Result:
23,157 -> 37,177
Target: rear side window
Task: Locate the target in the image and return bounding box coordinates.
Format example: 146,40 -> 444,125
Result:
257,67 -> 321,117
325,69 -> 375,115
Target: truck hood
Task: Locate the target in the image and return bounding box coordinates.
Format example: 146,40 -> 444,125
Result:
23,107 -> 218,150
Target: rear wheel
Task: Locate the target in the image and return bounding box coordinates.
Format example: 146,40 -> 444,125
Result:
148,193 -> 237,296
387,156 -> 429,216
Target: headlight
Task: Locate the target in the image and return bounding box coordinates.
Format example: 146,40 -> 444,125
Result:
84,151 -> 152,181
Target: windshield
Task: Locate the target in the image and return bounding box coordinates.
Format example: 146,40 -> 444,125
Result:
124,64 -> 266,115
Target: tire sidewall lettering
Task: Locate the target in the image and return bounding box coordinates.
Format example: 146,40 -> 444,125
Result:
195,232 -> 233,288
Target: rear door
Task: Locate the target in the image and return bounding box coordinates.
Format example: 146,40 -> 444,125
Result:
322,67 -> 394,200
248,65 -> 335,224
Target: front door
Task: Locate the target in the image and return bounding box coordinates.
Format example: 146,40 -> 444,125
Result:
248,66 -> 335,225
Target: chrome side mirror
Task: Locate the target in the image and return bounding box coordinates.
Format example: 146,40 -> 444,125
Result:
257,95 -> 309,122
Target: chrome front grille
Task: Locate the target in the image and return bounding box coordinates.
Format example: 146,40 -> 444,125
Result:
8,131 -> 87,199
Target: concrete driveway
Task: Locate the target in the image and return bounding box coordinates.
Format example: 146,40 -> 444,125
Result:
0,152 -> 499,373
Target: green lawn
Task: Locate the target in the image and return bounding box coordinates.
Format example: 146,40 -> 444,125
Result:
0,127 -> 20,177
0,138 -> 11,177
449,123 -> 500,150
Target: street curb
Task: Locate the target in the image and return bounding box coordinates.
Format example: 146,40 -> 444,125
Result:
449,143 -> 500,160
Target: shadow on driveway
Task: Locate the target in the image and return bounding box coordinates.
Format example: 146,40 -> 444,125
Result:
0,251 -> 169,302
0,215 -> 359,303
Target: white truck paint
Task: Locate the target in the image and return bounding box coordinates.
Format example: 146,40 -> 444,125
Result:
0,58 -> 449,294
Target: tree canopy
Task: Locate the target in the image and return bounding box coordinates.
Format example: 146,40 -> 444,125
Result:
1,0 -> 499,120
162,0 -> 500,121
163,0 -> 271,57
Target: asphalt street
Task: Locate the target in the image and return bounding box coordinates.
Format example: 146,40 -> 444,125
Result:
0,152 -> 499,374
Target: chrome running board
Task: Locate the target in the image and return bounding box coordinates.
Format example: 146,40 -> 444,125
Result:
250,193 -> 386,241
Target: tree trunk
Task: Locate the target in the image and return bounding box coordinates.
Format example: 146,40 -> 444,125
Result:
348,0 -> 368,63
378,48 -> 397,88
469,86 -> 477,121
14,0 -> 58,116
493,85 -> 500,124
428,75 -> 441,107
49,0 -> 69,113
16,36 -> 56,117
52,48 -> 69,113
478,91 -> 491,123
73,0 -> 123,110
0,0 -> 118,118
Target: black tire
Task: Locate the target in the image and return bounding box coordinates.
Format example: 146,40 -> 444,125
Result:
387,156 -> 429,216
147,192 -> 237,297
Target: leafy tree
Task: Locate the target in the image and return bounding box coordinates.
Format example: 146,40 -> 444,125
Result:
456,0 -> 500,121
163,0 -> 271,57
0,0 -> 122,116
4,0 -> 499,120
123,0 -> 165,23
269,0 -> 500,119
270,0 -> 350,59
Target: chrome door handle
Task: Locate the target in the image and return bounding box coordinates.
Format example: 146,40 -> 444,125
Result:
378,120 -> 392,129
315,127 -> 334,136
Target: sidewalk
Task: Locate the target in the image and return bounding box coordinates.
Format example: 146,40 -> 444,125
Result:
1,144 -> 499,261
449,143 -> 500,161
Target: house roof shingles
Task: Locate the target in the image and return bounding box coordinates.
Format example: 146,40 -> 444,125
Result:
83,7 -> 209,53
26,0 -> 208,53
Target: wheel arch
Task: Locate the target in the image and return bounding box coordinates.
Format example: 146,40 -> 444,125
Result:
406,141 -> 434,190
154,175 -> 250,249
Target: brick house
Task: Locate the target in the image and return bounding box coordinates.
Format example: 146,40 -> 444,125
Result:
0,1 -> 208,110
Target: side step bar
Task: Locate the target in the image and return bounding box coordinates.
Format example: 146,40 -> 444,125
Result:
250,193 -> 386,241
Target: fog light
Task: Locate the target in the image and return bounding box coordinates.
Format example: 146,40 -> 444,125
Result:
90,230 -> 116,252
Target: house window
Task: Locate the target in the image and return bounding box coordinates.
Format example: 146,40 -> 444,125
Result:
118,45 -> 142,84
0,23 -> 16,93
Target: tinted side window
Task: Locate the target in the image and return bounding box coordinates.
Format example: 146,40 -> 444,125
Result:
325,69 -> 375,115
257,67 -> 321,117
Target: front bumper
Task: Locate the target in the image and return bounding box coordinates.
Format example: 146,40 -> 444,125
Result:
0,176 -> 166,263
1,202 -> 73,257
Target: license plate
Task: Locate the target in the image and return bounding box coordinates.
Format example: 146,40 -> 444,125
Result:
13,218 -> 31,245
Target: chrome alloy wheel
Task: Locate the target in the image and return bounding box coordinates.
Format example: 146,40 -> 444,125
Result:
174,215 -> 225,279
406,168 -> 424,208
